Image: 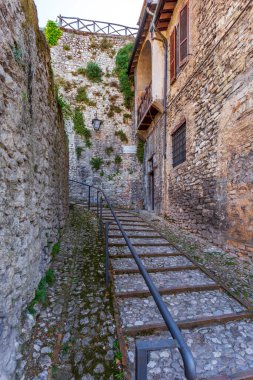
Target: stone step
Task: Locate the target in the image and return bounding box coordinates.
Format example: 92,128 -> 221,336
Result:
117,290 -> 246,329
106,220 -> 149,226
109,237 -> 170,246
116,284 -> 221,298
113,270 -> 215,294
109,245 -> 179,256
111,256 -> 193,271
109,225 -> 154,232
125,319 -> 253,379
109,230 -> 161,238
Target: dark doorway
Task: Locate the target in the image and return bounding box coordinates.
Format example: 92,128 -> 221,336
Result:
148,157 -> 155,211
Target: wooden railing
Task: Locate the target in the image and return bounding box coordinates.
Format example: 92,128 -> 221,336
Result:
58,15 -> 138,37
137,81 -> 152,126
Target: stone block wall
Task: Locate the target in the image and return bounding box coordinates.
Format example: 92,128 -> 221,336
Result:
0,1 -> 68,377
51,30 -> 143,209
164,0 -> 253,257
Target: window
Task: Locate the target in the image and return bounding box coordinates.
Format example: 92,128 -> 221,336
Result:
172,122 -> 186,167
170,3 -> 189,83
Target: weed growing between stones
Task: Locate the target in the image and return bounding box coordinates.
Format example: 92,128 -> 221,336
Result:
115,129 -> 128,143
27,269 -> 55,314
76,146 -> 83,160
77,67 -> 86,76
114,155 -> 122,165
51,241 -> 60,260
44,20 -> 62,47
85,61 -> 103,82
63,44 -> 70,51
76,86 -> 89,103
90,157 -> 104,171
136,139 -> 145,163
76,86 -> 96,106
123,113 -> 132,123
105,146 -> 114,156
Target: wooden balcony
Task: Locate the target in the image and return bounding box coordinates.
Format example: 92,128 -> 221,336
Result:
137,82 -> 162,130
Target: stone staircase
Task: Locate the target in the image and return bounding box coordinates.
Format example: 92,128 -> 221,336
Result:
99,208 -> 253,380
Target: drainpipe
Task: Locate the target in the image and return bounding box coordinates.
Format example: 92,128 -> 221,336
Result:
146,5 -> 168,159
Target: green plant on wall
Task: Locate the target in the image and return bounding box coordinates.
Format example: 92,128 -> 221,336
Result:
105,146 -> 114,156
44,20 -> 62,47
90,157 -> 104,171
114,155 -> 122,165
115,129 -> 128,143
56,87 -> 72,119
136,139 -> 145,163
76,146 -> 83,160
115,43 -> 134,109
76,86 -> 90,103
85,62 -> 103,82
73,108 -> 92,146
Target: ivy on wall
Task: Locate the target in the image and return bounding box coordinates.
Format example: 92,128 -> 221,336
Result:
115,43 -> 134,109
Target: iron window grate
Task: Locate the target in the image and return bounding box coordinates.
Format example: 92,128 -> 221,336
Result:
172,122 -> 186,167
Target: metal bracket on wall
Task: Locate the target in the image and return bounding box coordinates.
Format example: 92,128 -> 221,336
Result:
135,338 -> 179,380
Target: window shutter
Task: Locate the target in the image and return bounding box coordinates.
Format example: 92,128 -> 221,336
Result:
179,3 -> 189,65
170,27 -> 176,83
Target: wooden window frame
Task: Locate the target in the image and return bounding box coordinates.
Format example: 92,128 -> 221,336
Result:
172,121 -> 186,167
170,27 -> 176,84
179,2 -> 189,67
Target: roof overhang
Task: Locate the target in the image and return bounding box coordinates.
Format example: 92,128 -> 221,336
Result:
128,0 -> 178,75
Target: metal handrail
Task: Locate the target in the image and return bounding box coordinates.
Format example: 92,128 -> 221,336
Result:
58,15 -> 138,37
69,179 -> 196,380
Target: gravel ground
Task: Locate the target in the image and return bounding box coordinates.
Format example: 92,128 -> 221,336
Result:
17,206 -> 123,380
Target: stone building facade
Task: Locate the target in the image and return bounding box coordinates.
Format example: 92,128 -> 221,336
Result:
130,0 -> 253,258
0,1 -> 68,377
51,30 -> 143,209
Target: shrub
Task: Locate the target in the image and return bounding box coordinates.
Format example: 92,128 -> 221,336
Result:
85,62 -> 103,82
44,20 -> 62,47
76,86 -> 90,103
73,109 -> 92,144
115,129 -> 128,143
114,155 -> 122,165
90,157 -> 104,171
115,43 -> 134,109
136,139 -> 145,163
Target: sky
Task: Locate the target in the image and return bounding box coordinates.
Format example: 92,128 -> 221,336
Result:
34,0 -> 144,28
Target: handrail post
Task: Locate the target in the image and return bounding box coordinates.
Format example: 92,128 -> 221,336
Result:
97,190 -> 100,218
99,196 -> 103,236
88,186 -> 91,210
105,222 -> 110,287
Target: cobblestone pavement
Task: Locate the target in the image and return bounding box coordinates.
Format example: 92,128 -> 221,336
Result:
139,211 -> 253,306
18,206 -> 122,380
102,209 -> 253,379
